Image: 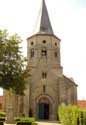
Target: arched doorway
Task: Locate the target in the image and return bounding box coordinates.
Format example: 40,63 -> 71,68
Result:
38,97 -> 50,120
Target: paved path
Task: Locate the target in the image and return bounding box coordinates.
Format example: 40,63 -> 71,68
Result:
4,123 -> 14,125
36,121 -> 61,125
5,121 -> 61,125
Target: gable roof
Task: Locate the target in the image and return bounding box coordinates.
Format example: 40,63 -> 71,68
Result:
63,75 -> 78,86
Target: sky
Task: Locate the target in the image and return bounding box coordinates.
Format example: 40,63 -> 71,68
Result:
0,0 -> 86,100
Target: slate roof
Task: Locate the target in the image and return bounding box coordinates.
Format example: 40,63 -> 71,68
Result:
33,0 -> 54,35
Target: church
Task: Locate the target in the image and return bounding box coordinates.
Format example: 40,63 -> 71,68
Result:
3,0 -> 77,121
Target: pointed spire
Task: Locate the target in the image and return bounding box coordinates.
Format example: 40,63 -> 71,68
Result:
33,0 -> 54,35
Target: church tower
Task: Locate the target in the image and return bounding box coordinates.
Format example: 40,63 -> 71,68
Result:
3,0 -> 77,121
24,0 -> 77,120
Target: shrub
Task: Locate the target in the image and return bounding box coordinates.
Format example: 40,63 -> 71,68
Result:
58,104 -> 79,125
77,109 -> 86,125
15,117 -> 35,125
83,110 -> 86,124
58,104 -> 86,125
15,117 -> 20,122
0,112 -> 6,117
17,122 -> 31,125
0,112 -> 6,122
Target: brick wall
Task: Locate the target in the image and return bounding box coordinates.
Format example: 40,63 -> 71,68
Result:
77,100 -> 86,109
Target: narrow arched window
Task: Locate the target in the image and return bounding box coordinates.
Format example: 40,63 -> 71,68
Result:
41,48 -> 47,56
30,49 -> 34,58
43,85 -> 45,93
55,42 -> 57,46
42,72 -> 47,78
54,51 -> 57,58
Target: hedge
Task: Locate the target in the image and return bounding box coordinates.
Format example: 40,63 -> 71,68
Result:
58,104 -> 86,125
15,117 -> 35,125
0,112 -> 6,117
0,112 -> 6,122
17,122 -> 31,125
77,109 -> 86,125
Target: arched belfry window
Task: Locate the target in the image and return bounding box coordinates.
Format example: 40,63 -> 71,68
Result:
41,48 -> 47,56
30,49 -> 34,58
42,72 -> 47,78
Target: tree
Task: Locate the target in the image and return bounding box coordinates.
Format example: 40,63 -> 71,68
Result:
0,29 -> 26,95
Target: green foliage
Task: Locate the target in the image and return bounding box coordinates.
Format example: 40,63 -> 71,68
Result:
15,117 -> 35,125
0,29 -> 26,95
15,117 -> 20,121
58,104 -> 86,125
15,117 -> 35,122
77,109 -> 86,125
0,112 -> 6,122
17,122 -> 32,125
0,112 -> 6,117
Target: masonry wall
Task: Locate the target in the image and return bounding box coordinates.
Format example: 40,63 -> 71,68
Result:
2,34 -> 77,120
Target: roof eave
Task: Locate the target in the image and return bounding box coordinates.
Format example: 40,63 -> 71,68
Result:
63,75 -> 78,86
27,33 -> 61,41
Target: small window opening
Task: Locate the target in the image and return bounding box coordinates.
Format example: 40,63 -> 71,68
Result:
29,108 -> 33,117
43,85 -> 45,93
31,41 -> 34,45
55,42 -> 57,46
30,49 -> 34,57
43,40 -> 46,44
42,48 -> 47,56
42,72 -> 47,78
54,52 -> 57,57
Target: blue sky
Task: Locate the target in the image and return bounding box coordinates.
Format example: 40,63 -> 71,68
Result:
77,0 -> 86,7
0,0 -> 86,99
